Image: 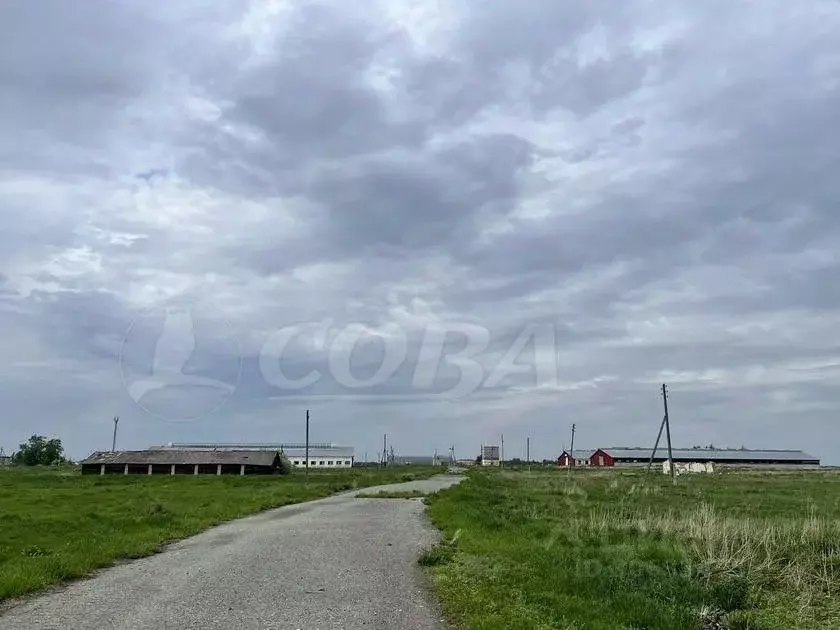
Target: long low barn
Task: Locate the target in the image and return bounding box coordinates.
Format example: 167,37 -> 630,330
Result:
153,443 -> 355,469
281,446 -> 354,468
559,447 -> 820,468
80,449 -> 285,475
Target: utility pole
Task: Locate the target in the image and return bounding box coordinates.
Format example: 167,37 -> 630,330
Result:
568,423 -> 576,477
305,409 -> 310,480
500,434 -> 504,469
382,434 -> 387,467
111,416 -> 119,452
526,437 -> 530,471
647,414 -> 667,472
663,384 -> 675,484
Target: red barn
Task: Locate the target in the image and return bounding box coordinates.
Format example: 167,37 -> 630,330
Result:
588,448 -> 614,467
557,450 -> 575,467
557,450 -> 593,467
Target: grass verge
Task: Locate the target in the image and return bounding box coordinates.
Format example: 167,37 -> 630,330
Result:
0,465 -> 438,600
422,469 -> 840,629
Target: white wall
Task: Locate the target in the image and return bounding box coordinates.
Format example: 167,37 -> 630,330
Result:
288,456 -> 353,468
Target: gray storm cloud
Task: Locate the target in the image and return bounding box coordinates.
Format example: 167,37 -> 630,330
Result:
1,0 -> 838,461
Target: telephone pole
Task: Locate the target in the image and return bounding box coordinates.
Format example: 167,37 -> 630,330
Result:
568,423 -> 576,476
500,434 -> 504,469
382,434 -> 387,467
663,384 -> 675,484
569,423 -> 576,456
647,413 -> 667,472
111,416 -> 119,452
526,437 -> 530,471
305,409 -> 310,480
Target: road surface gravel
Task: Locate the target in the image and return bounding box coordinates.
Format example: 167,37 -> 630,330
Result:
0,474 -> 464,630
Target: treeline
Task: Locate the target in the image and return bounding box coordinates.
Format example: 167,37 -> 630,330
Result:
8,435 -> 67,466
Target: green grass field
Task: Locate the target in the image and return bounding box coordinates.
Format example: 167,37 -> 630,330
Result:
0,465 -> 437,601
423,468 -> 840,629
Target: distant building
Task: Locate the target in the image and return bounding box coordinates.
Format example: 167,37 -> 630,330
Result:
664,461 -> 715,475
588,449 -> 615,467
481,445 -> 500,466
80,449 -> 285,475
556,450 -> 595,467
153,443 -> 355,469
391,455 -> 445,466
282,446 -> 354,468
566,447 -> 819,468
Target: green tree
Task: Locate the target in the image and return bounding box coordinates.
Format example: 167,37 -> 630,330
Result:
11,435 -> 66,466
276,451 -> 292,475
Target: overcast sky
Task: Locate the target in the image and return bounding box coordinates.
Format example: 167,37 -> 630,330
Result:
2,1 -> 839,463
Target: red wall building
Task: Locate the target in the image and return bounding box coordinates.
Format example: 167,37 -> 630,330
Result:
557,451 -> 575,467
588,448 -> 614,467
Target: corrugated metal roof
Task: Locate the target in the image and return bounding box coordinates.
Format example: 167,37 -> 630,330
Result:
159,442 -> 339,450
151,443 -> 354,459
599,447 -> 819,462
80,450 -> 280,466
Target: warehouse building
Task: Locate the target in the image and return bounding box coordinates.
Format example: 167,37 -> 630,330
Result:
153,443 -> 355,469
568,447 -> 820,468
282,446 -> 354,468
80,449 -> 285,475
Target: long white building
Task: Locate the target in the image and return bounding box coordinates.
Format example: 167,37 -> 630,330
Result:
153,443 -> 355,469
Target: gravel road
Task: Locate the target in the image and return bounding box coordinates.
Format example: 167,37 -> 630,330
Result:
0,474 -> 464,630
